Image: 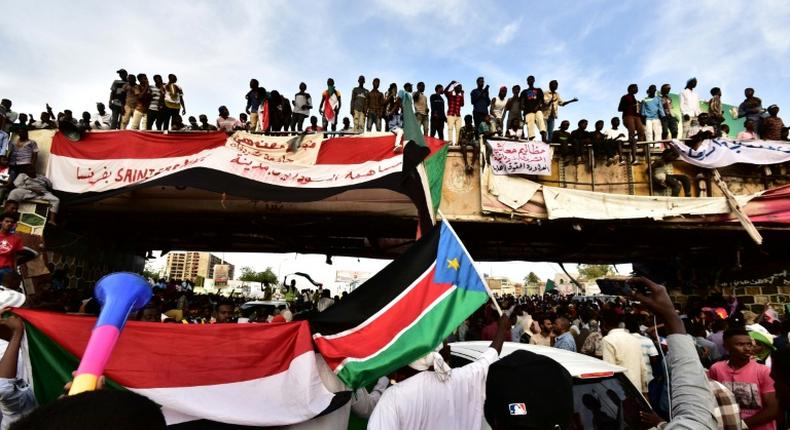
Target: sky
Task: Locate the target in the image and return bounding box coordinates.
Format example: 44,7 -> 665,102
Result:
4,0 -> 790,286
3,0 -> 790,125
147,251 -> 634,292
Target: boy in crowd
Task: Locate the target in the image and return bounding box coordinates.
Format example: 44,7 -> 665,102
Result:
708,328 -> 779,430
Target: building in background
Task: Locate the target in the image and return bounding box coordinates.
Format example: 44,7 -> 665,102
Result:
487,276 -> 517,296
335,270 -> 372,295
162,252 -> 235,282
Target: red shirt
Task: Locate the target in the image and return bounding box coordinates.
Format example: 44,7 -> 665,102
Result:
0,231 -> 23,269
708,359 -> 776,430
446,93 -> 464,117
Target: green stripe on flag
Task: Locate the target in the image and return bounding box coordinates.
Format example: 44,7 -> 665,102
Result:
424,145 -> 448,214
336,286 -> 487,388
24,322 -> 123,405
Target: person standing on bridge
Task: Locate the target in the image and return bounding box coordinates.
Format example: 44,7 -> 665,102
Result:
162,74 -> 186,131
641,84 -> 665,144
429,84 -> 446,140
291,82 -> 312,132
245,79 -> 263,131
470,77 -> 490,129
319,78 -> 341,132
365,78 -> 385,132
444,81 -> 464,145
109,69 -> 128,129
520,76 -> 546,141
413,82 -> 429,135
618,83 -> 645,164
350,75 -> 369,133
543,79 -> 578,142
119,74 -> 138,130
681,77 -> 701,138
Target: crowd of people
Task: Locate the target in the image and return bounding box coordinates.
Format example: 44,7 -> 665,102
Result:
2,72 -> 788,156
0,267 -> 785,429
3,72 -> 788,203
456,287 -> 789,429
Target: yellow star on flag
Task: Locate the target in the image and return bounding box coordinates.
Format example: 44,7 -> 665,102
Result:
447,258 -> 460,270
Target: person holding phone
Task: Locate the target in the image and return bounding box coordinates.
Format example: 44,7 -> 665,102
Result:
629,277 -> 718,429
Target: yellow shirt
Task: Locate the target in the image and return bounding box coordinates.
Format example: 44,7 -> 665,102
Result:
602,328 -> 646,392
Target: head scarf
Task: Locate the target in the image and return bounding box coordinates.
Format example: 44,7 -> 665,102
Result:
409,345 -> 452,382
748,330 -> 776,361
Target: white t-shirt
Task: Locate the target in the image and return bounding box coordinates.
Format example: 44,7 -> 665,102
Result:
681,88 -> 701,117
368,347 -> 499,430
491,97 -> 507,119
93,112 -> 112,130
605,127 -> 627,141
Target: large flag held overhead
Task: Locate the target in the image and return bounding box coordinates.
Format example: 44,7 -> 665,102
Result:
309,220 -> 492,389
14,309 -> 344,427
45,130 -> 447,230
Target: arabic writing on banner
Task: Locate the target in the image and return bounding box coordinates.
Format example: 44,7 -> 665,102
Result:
490,140 -> 552,176
671,138 -> 790,168
53,133 -> 406,193
228,132 -> 322,166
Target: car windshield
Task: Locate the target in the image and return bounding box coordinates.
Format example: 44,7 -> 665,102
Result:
569,375 -> 651,430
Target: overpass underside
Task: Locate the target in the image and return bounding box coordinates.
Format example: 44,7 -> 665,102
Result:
57,183 -> 790,282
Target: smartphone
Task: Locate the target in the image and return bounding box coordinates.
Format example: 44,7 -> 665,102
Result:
596,277 -> 650,297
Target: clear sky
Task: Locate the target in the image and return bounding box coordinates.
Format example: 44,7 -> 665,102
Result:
3,0 -> 789,126
4,0 -> 788,286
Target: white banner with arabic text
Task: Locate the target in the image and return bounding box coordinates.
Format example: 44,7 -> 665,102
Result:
490,140 -> 552,176
671,138 -> 790,168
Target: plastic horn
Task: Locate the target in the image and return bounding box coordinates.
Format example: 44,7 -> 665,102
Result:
68,272 -> 152,395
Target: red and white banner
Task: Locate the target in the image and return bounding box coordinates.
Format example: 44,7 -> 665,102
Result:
16,309 -> 337,426
47,131 -> 408,194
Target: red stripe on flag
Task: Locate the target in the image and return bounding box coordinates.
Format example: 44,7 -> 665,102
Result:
15,309 -> 314,388
316,135 -> 446,164
50,131 -> 228,160
314,266 -> 451,370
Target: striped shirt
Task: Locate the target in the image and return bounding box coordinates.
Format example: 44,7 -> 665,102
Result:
148,85 -> 163,111
632,333 -> 658,391
446,93 -> 464,116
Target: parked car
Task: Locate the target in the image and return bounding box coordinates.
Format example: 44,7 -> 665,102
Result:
239,300 -> 287,322
449,341 -> 653,430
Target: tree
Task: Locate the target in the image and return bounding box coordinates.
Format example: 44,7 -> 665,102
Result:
141,262 -> 160,281
239,267 -> 278,286
577,264 -> 614,281
524,272 -> 540,285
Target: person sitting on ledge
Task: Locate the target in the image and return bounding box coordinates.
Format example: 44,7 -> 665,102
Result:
8,166 -> 60,225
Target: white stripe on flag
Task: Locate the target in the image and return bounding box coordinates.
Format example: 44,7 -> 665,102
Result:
129,352 -> 334,426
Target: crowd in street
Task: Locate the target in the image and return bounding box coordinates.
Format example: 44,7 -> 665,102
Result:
1,272 -> 786,429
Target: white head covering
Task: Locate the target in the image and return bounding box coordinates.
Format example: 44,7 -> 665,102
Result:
0,287 -> 25,309
408,345 -> 452,382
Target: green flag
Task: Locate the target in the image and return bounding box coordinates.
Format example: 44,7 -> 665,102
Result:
400,90 -> 426,147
